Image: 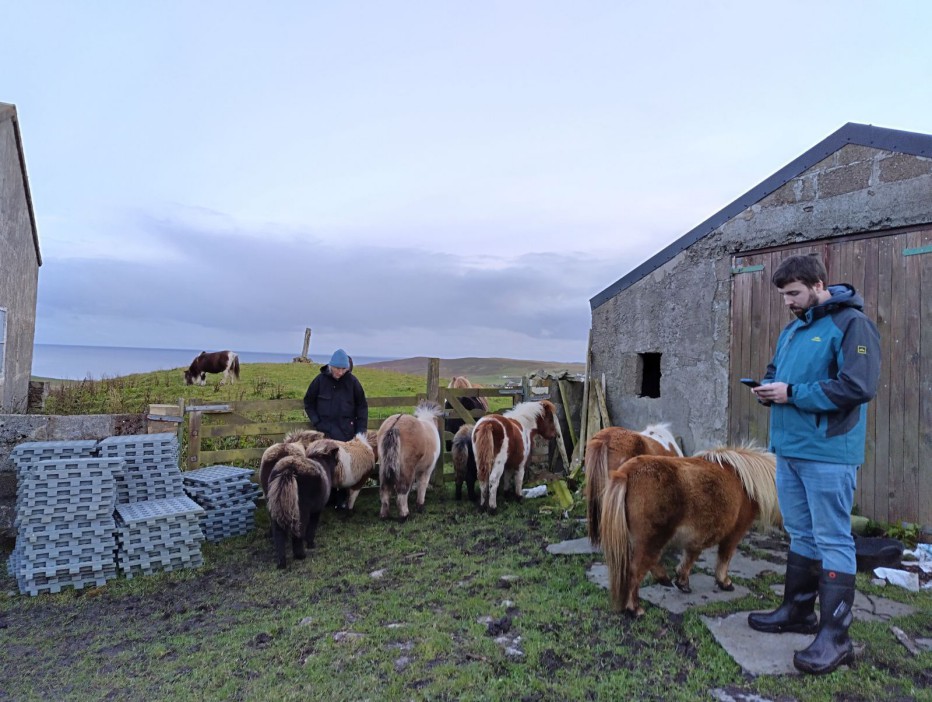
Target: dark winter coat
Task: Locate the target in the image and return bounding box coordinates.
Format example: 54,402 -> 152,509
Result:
303,364 -> 368,441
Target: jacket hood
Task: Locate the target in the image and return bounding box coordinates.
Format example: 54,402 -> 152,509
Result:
808,283 -> 863,321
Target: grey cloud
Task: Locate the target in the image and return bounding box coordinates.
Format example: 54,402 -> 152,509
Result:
39,215 -> 639,352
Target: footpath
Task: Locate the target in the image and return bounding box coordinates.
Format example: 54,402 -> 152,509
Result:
547,530 -> 927,685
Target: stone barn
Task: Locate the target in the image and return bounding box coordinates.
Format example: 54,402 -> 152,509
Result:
589,123 -> 931,527
0,102 -> 41,412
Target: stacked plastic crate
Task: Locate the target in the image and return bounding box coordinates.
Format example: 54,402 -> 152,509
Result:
182,465 -> 261,542
97,433 -> 185,504
8,450 -> 125,596
113,496 -> 205,578
99,433 -> 206,577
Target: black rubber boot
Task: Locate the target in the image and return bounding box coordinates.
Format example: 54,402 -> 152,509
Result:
748,551 -> 820,634
793,570 -> 856,675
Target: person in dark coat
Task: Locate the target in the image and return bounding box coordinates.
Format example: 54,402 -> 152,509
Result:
303,348 -> 369,507
303,348 -> 368,442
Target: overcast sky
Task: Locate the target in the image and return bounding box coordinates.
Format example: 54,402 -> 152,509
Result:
4,1 -> 932,362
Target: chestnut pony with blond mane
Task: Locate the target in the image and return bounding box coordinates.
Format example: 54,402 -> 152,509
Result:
584,423 -> 682,546
599,444 -> 781,617
472,399 -> 560,514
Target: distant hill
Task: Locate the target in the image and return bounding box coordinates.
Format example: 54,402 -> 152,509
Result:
358,356 -> 586,386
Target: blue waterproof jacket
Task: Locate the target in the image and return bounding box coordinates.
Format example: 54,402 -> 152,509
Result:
764,284 -> 880,464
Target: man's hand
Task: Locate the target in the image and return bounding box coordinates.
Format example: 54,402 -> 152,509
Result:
753,382 -> 790,404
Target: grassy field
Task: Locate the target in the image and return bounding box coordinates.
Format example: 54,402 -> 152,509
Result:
3,363 -> 931,701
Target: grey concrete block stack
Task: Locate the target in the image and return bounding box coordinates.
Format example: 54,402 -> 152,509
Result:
7,455 -> 124,596
114,496 -> 206,578
97,433 -> 185,503
182,465 -> 261,542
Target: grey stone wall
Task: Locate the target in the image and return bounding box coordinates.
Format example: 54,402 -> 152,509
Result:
0,413 -> 145,540
0,110 -> 40,412
591,146 -> 932,454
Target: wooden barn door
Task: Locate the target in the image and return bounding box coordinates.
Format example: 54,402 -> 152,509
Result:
729,226 -> 932,525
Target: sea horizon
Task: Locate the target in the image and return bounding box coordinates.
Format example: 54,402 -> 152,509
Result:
31,343 -> 396,381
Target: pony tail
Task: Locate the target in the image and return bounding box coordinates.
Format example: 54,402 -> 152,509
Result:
599,469 -> 631,612
472,422 -> 495,482
266,457 -> 303,537
379,427 -> 401,488
583,434 -> 611,545
232,353 -> 240,380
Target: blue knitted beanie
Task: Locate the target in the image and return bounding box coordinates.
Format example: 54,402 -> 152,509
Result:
329,348 -> 350,369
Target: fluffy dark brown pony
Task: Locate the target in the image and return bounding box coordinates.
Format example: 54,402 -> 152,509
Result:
260,440 -> 339,569
471,399 -> 560,514
599,445 -> 780,617
584,423 -> 682,546
451,424 -> 478,501
377,401 -> 443,520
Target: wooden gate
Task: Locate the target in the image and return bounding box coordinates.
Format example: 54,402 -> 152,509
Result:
728,225 -> 932,525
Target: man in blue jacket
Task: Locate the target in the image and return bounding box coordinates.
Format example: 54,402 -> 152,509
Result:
747,254 -> 880,675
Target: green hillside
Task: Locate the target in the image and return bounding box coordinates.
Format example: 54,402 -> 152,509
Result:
360,356 -> 585,386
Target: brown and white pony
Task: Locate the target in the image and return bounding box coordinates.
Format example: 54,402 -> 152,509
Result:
599,444 -> 780,617
259,440 -> 340,569
283,429 -> 325,449
184,350 -> 240,386
584,423 -> 682,546
306,433 -> 377,511
377,401 -> 443,520
472,399 -> 560,514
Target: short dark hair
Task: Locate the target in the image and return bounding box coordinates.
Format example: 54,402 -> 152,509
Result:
772,254 -> 827,288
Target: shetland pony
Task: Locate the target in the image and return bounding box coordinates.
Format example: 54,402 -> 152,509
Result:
472,399 -> 560,514
444,376 -> 489,449
599,445 -> 780,617
584,424 -> 682,546
306,433 -> 377,511
377,401 -> 443,520
451,424 -> 478,501
283,429 -> 325,449
259,440 -> 340,569
184,350 -> 240,386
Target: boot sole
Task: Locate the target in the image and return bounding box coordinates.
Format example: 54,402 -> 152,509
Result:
748,619 -> 818,634
793,650 -> 854,675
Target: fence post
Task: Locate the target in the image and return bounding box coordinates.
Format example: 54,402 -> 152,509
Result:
426,358 -> 445,489
187,410 -> 202,469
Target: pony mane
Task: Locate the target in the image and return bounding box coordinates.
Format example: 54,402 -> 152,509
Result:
414,401 -> 443,422
640,423 -> 682,456
449,376 -> 473,389
503,400 -> 546,428
693,444 -> 780,527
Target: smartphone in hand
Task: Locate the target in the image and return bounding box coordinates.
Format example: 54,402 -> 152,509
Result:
740,378 -> 761,388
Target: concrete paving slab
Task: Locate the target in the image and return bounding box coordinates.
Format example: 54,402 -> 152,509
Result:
696,549 -> 783,580
769,584 -> 917,622
545,537 -> 600,555
586,564 -> 750,613
702,612 -> 814,676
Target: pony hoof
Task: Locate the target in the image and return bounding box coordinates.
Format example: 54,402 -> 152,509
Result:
415,503 -> 425,513
716,580 -> 735,592
674,581 -> 691,594
276,562 -> 287,570
655,578 -> 674,588
488,508 -> 498,516
294,552 -> 306,561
